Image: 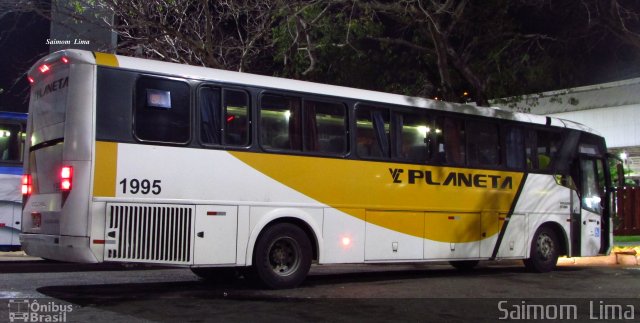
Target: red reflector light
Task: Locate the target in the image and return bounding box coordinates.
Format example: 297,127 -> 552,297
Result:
60,166 -> 73,191
61,56 -> 69,64
27,76 -> 34,84
39,64 -> 50,73
21,174 -> 32,196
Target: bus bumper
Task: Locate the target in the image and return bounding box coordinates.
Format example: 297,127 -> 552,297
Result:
19,234 -> 99,263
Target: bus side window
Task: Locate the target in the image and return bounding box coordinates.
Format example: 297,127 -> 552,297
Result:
135,77 -> 190,144
199,87 -> 222,145
223,89 -> 249,146
393,111 -> 428,163
436,117 -> 465,165
467,120 -> 500,167
536,130 -> 562,170
504,126 -> 525,169
304,100 -> 347,155
525,129 -> 538,169
260,94 -> 302,151
526,129 -> 562,171
356,105 -> 389,159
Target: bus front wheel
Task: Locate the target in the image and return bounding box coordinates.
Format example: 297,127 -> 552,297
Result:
523,226 -> 559,273
253,223 -> 312,289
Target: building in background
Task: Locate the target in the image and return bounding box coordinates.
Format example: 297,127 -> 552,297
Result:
493,78 -> 640,184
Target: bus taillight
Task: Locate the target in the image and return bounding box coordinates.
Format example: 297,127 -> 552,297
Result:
60,166 -> 73,191
21,174 -> 32,196
61,56 -> 69,64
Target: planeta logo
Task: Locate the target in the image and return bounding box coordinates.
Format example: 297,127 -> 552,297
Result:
33,76 -> 69,101
389,167 -> 513,190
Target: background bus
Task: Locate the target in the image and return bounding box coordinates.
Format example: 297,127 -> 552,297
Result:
21,50 -> 618,288
0,112 -> 26,251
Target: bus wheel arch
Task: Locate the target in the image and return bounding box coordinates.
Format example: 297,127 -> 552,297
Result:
524,222 -> 567,273
255,217 -> 320,262
251,219 -> 317,289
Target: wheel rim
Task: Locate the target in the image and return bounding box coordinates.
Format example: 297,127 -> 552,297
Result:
536,233 -> 555,261
267,236 -> 301,277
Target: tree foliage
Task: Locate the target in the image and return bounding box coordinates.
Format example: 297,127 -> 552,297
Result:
2,0 -> 640,108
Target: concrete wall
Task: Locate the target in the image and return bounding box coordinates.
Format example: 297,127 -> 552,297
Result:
548,104 -> 640,149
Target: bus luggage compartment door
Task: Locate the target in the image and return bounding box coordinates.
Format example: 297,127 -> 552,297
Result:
365,210 -> 424,261
193,205 -> 238,265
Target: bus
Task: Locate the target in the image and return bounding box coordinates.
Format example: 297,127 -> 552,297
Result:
21,50 -> 618,289
0,112 -> 27,251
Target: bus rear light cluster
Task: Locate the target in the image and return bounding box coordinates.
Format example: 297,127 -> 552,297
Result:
38,64 -> 50,73
29,56 -> 70,85
21,174 -> 32,196
60,166 -> 73,191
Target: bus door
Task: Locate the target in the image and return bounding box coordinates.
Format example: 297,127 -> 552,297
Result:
576,155 -> 606,257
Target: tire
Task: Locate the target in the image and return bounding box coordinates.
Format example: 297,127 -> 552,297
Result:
523,226 -> 559,273
252,223 -> 312,289
191,267 -> 239,282
449,260 -> 479,271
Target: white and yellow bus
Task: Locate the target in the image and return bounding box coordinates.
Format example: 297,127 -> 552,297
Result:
21,50 -> 616,289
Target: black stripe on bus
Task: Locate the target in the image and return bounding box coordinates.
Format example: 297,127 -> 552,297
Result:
490,172 -> 528,260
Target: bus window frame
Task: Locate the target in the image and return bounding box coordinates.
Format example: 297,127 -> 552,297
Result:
132,74 -> 192,146
390,107 -> 430,164
465,118 -> 502,168
196,83 -> 252,149
354,103 -> 391,161
501,123 -> 526,171
524,126 -> 565,174
258,91 -> 349,158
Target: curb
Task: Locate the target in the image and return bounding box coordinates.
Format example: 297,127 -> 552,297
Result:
0,250 -> 42,262
558,245 -> 640,267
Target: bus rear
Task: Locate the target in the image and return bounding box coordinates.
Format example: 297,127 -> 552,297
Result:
21,51 -> 98,262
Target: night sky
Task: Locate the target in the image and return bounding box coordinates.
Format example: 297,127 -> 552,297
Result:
0,12 -> 49,113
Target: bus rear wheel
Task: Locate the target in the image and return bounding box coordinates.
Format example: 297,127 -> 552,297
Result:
253,223 -> 312,289
523,226 -> 559,273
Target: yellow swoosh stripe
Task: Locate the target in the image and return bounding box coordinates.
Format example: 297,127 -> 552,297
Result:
94,52 -> 119,67
230,151 -> 523,242
93,141 -> 118,197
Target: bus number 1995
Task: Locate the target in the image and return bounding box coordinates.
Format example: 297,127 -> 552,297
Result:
119,178 -> 162,195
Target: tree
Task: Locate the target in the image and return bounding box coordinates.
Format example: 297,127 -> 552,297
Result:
2,0 -> 640,109
105,0 -> 280,72
1,0 -> 282,72
273,0 -> 562,106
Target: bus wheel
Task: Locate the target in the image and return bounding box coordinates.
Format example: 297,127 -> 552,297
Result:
253,223 -> 311,289
191,267 -> 239,282
449,260 -> 479,271
523,226 -> 559,273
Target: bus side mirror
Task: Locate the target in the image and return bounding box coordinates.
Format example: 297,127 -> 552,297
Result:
617,163 -> 625,187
